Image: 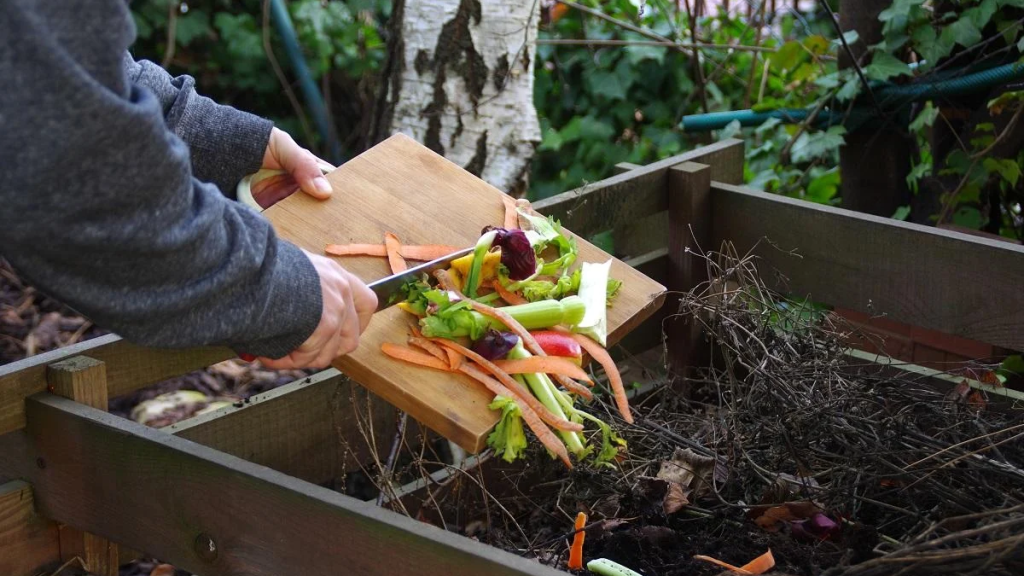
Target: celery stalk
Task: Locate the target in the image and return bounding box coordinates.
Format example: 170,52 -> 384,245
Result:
573,259 -> 612,346
508,344 -> 586,456
420,296 -> 586,339
464,230 -> 498,298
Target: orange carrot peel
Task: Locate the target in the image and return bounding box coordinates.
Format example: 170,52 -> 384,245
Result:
567,511 -> 587,570
493,280 -> 528,305
493,357 -> 592,383
431,338 -> 583,433
693,549 -> 775,575
556,328 -> 633,424
325,243 -> 462,261
458,363 -> 572,468
384,232 -> 407,274
381,343 -> 451,372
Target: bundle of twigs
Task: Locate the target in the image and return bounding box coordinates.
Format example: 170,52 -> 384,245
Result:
668,241 -> 1024,576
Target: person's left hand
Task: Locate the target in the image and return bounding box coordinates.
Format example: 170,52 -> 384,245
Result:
262,127 -> 335,200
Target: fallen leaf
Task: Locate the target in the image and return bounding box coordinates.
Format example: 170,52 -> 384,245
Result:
657,447 -> 718,494
663,481 -> 691,514
967,389 -> 987,412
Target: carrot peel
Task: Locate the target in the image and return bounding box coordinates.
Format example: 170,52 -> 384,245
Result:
558,328 -> 633,424
381,343 -> 450,372
384,232 -> 407,273
693,549 -> 775,575
493,357 -> 592,383
568,511 -> 587,570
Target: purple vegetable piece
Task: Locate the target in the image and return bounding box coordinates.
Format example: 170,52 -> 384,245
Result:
482,226 -> 536,280
790,513 -> 840,541
471,329 -> 520,360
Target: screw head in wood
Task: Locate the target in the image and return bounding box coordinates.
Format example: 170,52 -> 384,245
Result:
194,532 -> 218,562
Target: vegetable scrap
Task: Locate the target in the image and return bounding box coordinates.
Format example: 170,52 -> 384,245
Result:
693,549 -> 775,575
324,195 -> 632,469
568,511 -> 588,571
383,232 -> 407,273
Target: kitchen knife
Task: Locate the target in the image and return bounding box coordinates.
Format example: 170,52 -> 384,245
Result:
238,246 -> 473,362
367,246 -> 474,311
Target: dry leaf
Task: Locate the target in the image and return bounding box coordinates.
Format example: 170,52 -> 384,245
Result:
663,481 -> 692,514
657,447 -> 717,493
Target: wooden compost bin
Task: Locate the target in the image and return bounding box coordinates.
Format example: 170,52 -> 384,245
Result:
1,139 -> 1022,576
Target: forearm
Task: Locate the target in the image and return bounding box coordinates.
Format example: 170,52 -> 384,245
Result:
124,55 -> 272,198
0,1 -> 320,357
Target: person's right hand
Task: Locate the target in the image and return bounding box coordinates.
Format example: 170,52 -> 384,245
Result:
257,252 -> 377,369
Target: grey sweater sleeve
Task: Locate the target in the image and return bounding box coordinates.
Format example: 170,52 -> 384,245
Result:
123,54 -> 271,198
0,0 -> 321,358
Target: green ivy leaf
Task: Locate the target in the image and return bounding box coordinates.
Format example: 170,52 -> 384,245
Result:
892,206 -> 911,220
866,52 -> 912,81
949,17 -> 982,47
774,40 -> 806,71
837,74 -> 862,102
579,116 -> 616,140
539,127 -> 564,152
791,126 -> 847,164
175,9 -> 212,46
803,35 -> 830,56
806,168 -> 840,203
879,0 -> 926,22
588,71 -> 627,101
909,102 -> 938,132
983,158 -> 1021,186
967,0 -> 998,29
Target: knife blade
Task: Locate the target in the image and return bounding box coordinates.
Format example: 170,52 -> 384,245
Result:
237,246 -> 474,362
368,246 -> 474,311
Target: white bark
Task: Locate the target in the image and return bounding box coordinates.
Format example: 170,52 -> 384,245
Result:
383,0 -> 541,194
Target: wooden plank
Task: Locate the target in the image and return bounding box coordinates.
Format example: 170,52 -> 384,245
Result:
46,357 -> 118,576
167,369 -> 396,487
711,182 -> 1024,351
0,334 -> 233,435
263,133 -> 666,454
21,394 -> 568,576
617,250 -> 670,355
535,138 -> 744,238
0,480 -> 60,576
667,163 -> 712,381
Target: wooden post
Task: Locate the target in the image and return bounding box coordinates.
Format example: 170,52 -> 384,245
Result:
666,162 -> 712,389
838,0 -> 911,217
46,356 -> 119,576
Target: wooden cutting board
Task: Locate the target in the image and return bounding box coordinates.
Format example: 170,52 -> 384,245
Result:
263,133 -> 666,453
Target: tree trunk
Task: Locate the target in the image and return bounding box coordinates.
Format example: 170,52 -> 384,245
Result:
372,0 -> 541,195
838,0 -> 911,217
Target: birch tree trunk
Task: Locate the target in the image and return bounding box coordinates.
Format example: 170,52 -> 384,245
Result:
372,0 -> 541,195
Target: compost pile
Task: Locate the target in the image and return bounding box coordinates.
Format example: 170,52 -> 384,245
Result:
400,245 -> 1024,576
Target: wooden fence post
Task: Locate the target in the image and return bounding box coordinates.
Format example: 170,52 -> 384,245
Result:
46,356 -> 119,576
666,162 -> 712,389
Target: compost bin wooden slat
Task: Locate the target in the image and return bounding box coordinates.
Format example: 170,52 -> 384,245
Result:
0,334 -> 233,435
535,138 -> 744,241
0,480 -> 60,576
712,182 -> 1024,351
167,369 -> 396,487
21,395 -> 568,576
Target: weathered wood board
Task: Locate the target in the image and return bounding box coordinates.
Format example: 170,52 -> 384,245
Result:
263,133 -> 666,452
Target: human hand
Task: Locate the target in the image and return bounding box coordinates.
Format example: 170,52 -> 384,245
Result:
254,252 -> 377,370
261,127 -> 335,200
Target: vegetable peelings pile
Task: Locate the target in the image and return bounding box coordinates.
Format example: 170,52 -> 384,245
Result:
326,197 -> 630,469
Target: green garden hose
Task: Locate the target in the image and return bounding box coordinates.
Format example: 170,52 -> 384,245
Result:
680,61 -> 1024,132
